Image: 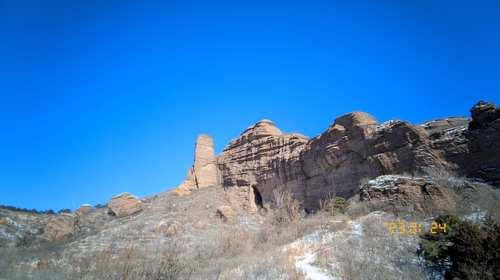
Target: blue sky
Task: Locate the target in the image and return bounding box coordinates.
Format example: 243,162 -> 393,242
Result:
1,0 -> 499,211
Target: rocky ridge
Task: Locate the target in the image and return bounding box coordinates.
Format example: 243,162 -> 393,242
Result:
174,101 -> 500,212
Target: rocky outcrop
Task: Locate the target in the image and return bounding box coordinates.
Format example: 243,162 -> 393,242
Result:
436,101 -> 500,184
174,101 -> 500,212
75,204 -> 92,216
216,206 -> 235,222
44,213 -> 79,242
217,113 -> 445,210
107,193 -> 143,217
468,100 -> 500,130
172,135 -> 219,195
218,120 -> 308,211
358,175 -> 459,216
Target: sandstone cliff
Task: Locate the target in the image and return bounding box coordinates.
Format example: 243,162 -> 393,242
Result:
173,101 -> 500,212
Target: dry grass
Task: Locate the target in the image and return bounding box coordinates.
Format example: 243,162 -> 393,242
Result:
334,214 -> 427,280
10,183 -> 492,279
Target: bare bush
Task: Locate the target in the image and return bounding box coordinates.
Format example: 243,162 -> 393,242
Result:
421,166 -> 468,195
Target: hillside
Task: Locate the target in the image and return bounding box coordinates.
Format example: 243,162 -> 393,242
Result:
1,101 -> 500,279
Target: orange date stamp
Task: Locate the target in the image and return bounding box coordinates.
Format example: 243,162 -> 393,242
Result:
383,221 -> 446,235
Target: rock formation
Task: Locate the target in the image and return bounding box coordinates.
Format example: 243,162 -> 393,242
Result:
194,134 -> 219,188
218,120 -> 308,212
75,204 -> 92,216
173,101 -> 500,212
44,213 -> 79,242
173,135 -> 219,195
107,193 -> 143,217
218,113 -> 442,211
440,101 -> 500,183
358,175 -> 460,216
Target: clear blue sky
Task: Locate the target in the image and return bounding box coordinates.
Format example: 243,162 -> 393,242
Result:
1,0 -> 499,211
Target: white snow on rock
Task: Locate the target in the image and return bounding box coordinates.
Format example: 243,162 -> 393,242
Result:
366,175 -> 404,189
375,120 -> 400,132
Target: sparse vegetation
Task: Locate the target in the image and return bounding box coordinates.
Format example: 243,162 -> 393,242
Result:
94,203 -> 107,209
418,213 -> 500,279
323,197 -> 350,215
2,177 -> 499,279
0,205 -> 55,214
421,166 -> 469,196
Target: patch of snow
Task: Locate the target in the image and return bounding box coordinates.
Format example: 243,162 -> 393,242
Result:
60,213 -> 77,217
296,252 -> 335,280
366,175 -> 404,189
348,221 -> 362,237
5,217 -> 22,228
465,206 -> 486,223
375,120 -> 400,132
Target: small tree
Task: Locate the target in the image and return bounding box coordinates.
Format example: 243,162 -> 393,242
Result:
324,197 -> 350,215
419,213 -> 500,279
418,212 -> 465,267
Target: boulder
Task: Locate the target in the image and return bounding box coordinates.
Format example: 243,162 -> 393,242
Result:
107,193 -> 143,217
216,206 -> 235,222
166,224 -> 182,235
195,221 -> 207,229
44,213 -> 79,242
75,204 -> 92,216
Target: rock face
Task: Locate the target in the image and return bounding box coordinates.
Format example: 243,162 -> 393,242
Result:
107,193 -> 143,217
468,100 -> 500,130
44,213 -> 79,242
218,120 -> 308,212
358,175 -> 459,216
175,101 -> 500,212
75,204 -> 92,216
436,101 -> 500,184
194,134 -> 219,188
218,113 -> 442,210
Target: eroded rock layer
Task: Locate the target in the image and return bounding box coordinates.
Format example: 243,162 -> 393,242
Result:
176,101 -> 500,212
